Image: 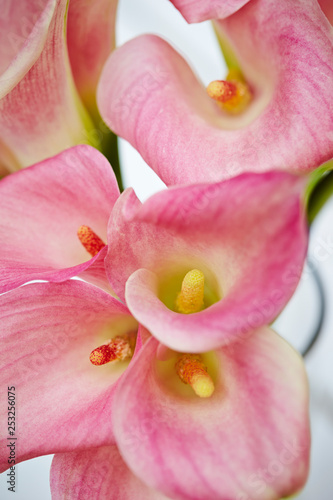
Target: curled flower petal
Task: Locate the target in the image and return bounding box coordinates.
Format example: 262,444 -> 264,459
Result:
169,0 -> 251,22
106,172 -> 308,352
0,0 -> 55,98
0,145 -> 119,293
0,0 -> 92,172
51,446 -> 170,500
98,0 -> 333,185
113,330 -> 310,500
67,0 -> 118,116
0,280 -> 138,472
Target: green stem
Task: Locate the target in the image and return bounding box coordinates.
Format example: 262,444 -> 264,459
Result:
304,162 -> 331,204
100,128 -> 124,192
87,102 -> 124,192
307,169 -> 333,224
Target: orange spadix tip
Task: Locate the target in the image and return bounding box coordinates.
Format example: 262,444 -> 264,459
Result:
206,70 -> 251,114
176,354 -> 215,398
89,344 -> 116,366
207,80 -> 238,103
89,335 -> 135,366
77,225 -> 105,257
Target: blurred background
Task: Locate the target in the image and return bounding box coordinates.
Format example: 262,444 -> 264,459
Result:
0,0 -> 332,497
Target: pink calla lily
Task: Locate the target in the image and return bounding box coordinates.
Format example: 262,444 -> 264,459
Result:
106,171 -> 308,352
0,145 -> 119,293
0,280 -> 139,470
50,327 -> 310,500
111,330 -> 310,500
0,0 -> 91,172
98,0 -> 333,186
0,0 -> 117,174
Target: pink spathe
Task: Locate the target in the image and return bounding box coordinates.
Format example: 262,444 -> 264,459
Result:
0,145 -> 119,293
98,0 -> 333,185
106,171 -> 308,352
0,0 -> 117,172
50,328 -> 309,500
0,280 -> 139,471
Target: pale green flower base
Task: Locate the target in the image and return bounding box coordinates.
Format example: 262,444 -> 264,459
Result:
213,21 -> 242,72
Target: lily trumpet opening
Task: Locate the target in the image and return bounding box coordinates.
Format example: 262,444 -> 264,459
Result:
207,69 -> 252,114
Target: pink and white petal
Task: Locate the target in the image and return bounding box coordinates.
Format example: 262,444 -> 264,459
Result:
0,145 -> 118,293
98,0 -> 333,185
0,0 -> 55,97
0,0 -> 93,171
51,446 -> 171,500
0,280 -> 138,472
107,172 -> 308,352
67,0 -> 118,117
113,330 -> 310,500
169,0 -> 250,22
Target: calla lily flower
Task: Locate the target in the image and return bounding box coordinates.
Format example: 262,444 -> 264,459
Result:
50,327 -> 310,500
0,279 -> 139,470
0,144 -> 119,293
0,0 -> 117,174
97,0 -> 333,186
106,171 -> 308,352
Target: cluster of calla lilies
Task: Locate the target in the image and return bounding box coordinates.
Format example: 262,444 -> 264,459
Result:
0,0 -> 333,499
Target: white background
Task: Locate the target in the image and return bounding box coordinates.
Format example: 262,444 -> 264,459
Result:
0,0 -> 332,498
